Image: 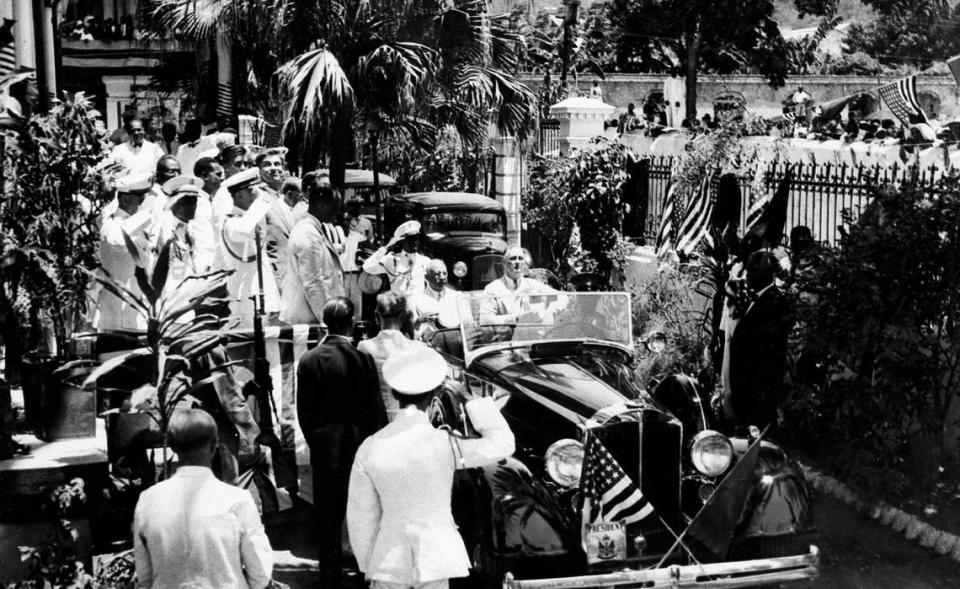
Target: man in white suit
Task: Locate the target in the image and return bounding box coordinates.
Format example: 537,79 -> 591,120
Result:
133,409 -> 273,588
216,167 -> 280,327
94,173 -> 155,331
279,173 -> 345,324
347,344 -> 515,589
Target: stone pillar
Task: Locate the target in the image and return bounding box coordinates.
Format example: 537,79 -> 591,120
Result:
492,136 -> 522,247
102,75 -> 135,131
215,30 -> 234,127
12,0 -> 36,70
549,96 -> 616,156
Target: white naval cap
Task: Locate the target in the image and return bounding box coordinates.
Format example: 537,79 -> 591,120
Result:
393,220 -> 421,239
115,172 -> 154,194
381,343 -> 448,396
222,167 -> 262,193
163,176 -> 204,210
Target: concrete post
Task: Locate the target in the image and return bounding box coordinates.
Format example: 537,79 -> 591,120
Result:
215,29 -> 234,127
549,96 -> 616,156
492,135 -> 522,247
12,0 -> 35,70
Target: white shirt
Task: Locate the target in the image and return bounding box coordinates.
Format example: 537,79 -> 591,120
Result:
216,200 -> 281,326
176,136 -> 219,175
134,465 -> 273,589
480,275 -> 560,321
357,329 -> 414,420
111,140 -> 165,176
362,248 -> 430,298
94,208 -> 154,331
410,285 -> 458,325
348,215 -> 374,243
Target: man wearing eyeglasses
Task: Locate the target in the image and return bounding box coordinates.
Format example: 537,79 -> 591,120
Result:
110,118 -> 165,177
479,247 -> 565,326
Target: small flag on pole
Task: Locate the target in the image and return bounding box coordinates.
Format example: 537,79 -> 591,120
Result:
877,75 -> 927,126
580,431 -> 655,527
0,19 -> 16,76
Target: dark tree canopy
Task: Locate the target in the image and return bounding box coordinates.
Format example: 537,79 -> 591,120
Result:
602,0 -> 837,118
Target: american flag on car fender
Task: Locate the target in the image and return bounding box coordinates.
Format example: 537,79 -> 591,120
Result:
580,431 -> 655,528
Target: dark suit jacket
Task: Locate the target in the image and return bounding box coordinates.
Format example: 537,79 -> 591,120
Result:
297,336 -> 387,470
728,286 -> 794,426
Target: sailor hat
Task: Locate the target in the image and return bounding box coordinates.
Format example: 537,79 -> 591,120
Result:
115,172 -> 154,195
382,343 -> 448,396
393,220 -> 421,239
222,167 -> 262,193
161,175 -> 204,197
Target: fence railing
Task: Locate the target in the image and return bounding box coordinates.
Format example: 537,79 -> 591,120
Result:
643,156 -> 951,247
538,118 -> 561,156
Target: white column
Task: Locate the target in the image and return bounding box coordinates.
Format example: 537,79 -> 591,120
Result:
492,136 -> 522,247
549,96 -> 616,156
38,0 -> 58,103
103,75 -> 135,131
12,0 -> 36,70
215,30 -> 234,125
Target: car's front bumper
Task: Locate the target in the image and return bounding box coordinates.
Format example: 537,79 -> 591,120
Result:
502,545 -> 820,588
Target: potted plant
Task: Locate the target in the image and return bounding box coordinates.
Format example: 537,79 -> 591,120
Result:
0,90 -> 111,439
80,238 -> 234,479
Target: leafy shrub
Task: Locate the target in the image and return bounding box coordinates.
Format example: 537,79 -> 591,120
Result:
0,92 -> 111,358
522,138 -> 631,283
631,267 -> 713,390
817,51 -> 885,75
787,179 -> 960,496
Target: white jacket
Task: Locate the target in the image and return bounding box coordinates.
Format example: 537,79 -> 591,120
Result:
215,199 -> 280,327
347,397 -> 515,584
279,215 -> 345,324
94,208 -> 153,331
133,466 -> 273,589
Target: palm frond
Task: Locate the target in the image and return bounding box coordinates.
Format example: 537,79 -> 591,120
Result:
279,46 -> 355,143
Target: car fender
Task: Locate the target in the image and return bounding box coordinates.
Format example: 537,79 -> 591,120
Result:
475,457 -> 575,557
737,439 -> 814,538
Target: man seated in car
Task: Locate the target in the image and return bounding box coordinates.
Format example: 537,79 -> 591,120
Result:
478,247 -> 565,327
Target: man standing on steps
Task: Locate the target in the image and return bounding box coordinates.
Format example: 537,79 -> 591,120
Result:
297,297 -> 386,589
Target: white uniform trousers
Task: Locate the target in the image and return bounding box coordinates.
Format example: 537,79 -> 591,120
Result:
343,271 -> 362,319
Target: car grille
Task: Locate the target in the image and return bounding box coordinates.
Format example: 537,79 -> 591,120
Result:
592,411 -> 683,561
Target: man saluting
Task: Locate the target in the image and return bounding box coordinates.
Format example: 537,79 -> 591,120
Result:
347,344 -> 515,589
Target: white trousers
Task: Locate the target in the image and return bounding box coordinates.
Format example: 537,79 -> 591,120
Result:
371,581 -> 449,589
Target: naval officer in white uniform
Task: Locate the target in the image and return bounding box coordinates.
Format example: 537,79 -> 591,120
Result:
347,344 -> 515,589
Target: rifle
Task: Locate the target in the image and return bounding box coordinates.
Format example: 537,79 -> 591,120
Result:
249,226 -> 282,450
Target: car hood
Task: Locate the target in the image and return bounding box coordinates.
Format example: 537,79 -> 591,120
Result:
482,352 -> 658,426
425,233 -> 507,256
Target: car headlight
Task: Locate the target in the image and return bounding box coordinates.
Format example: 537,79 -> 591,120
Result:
453,261 -> 468,278
545,439 -> 584,488
690,430 -> 733,477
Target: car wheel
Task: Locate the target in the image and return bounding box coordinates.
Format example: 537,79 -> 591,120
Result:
470,541 -> 507,589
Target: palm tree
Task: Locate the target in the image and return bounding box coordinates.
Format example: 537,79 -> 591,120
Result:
279,0 -> 535,192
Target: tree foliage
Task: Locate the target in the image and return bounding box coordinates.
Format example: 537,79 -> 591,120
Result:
845,0 -> 960,71
602,0 -> 837,118
788,178 -> 960,496
0,92 -> 111,358
522,139 -> 632,283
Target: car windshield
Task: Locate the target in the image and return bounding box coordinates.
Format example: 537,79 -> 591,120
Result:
422,211 -> 504,235
457,292 -> 633,361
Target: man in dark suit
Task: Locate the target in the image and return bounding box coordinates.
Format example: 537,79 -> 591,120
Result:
726,251 -> 794,428
297,297 -> 387,589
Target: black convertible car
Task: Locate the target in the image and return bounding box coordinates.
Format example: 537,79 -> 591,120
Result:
424,292 -> 820,588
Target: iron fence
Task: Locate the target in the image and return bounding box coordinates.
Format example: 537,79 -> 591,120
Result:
538,118 -> 561,156
643,156 -> 951,247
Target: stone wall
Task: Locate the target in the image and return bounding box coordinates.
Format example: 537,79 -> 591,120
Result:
520,73 -> 960,121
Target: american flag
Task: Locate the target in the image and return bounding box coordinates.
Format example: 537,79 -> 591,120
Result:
655,181 -> 678,260
878,75 -> 927,126
580,432 -> 655,526
675,171 -> 716,256
0,19 -> 15,77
